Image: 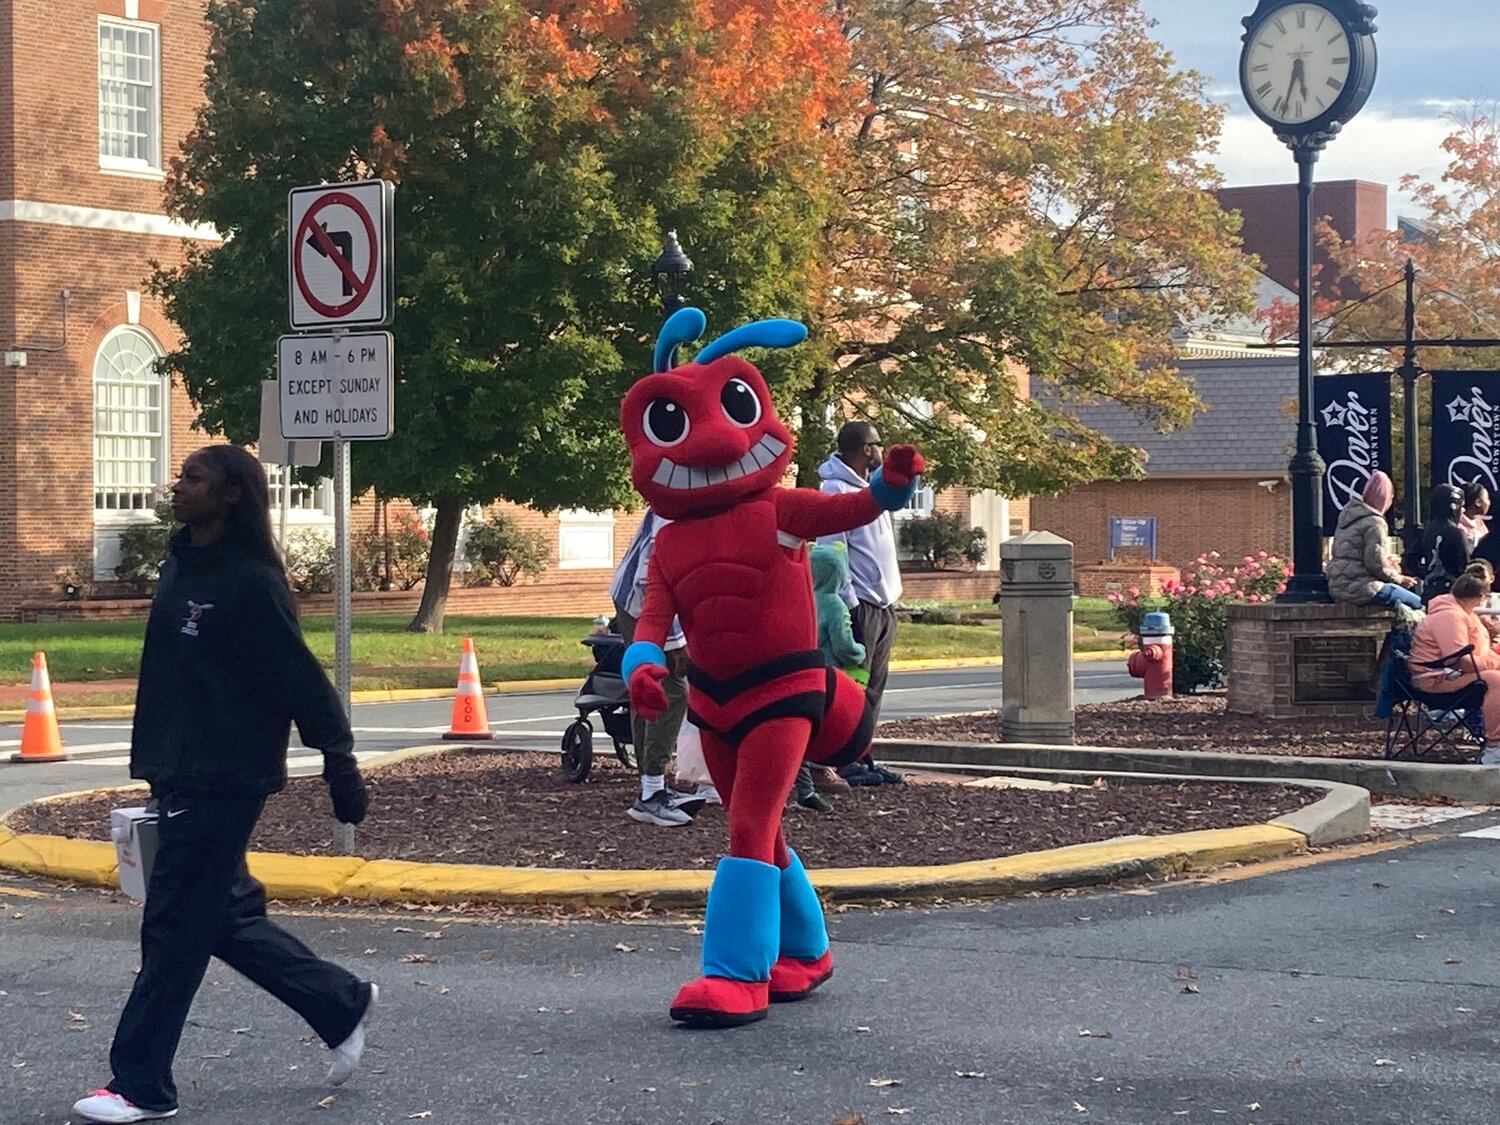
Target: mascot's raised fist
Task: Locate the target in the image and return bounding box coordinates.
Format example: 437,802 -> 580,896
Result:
880,445 -> 925,489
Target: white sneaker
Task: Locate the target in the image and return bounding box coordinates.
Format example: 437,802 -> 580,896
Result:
72,1090 -> 176,1123
327,982 -> 378,1086
695,784 -> 722,806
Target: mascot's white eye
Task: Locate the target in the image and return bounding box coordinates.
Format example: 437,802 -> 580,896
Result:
720,379 -> 762,427
643,399 -> 690,447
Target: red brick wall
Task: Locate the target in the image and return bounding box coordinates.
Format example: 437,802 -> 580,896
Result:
1217,180 -> 1387,294
1031,478 -> 1291,571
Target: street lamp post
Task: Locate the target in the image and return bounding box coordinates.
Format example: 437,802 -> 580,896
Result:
651,230 -> 693,318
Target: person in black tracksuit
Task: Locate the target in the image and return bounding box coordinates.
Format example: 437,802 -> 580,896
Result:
74,445 -> 374,1125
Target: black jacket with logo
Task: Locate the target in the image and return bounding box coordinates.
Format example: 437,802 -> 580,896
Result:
129,526 -> 356,797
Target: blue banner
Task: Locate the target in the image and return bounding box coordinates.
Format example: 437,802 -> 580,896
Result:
1315,373 -> 1391,534
1431,371 -> 1500,507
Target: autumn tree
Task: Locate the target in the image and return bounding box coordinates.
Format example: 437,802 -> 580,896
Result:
153,0 -> 847,631
1265,107 -> 1500,505
789,0 -> 1255,494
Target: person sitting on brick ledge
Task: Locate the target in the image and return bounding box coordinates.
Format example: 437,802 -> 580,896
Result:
1328,471 -> 1421,611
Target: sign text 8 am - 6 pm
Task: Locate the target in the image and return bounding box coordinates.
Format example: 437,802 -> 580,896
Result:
277,331 -> 394,440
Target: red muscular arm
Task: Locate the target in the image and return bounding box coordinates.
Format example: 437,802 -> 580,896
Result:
626,545 -> 677,720
773,486 -> 883,542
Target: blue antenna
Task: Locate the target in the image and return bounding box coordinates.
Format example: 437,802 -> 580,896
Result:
693,319 -> 807,366
653,307 -> 707,372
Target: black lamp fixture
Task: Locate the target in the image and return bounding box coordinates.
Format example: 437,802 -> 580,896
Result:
650,229 -> 694,317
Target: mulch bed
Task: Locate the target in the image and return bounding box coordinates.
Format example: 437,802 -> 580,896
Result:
882,694 -> 1424,760
10,748 -> 1317,871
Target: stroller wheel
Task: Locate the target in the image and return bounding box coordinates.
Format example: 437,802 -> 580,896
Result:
561,719 -> 594,782
613,740 -> 636,770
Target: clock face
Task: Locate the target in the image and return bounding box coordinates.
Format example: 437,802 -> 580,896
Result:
1242,3 -> 1354,126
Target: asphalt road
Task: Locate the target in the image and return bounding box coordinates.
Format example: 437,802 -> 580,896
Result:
6,815 -> 1500,1124
0,662 -> 1136,811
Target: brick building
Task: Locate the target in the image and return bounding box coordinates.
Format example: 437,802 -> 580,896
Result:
1216,179 -> 1387,294
1031,355 -> 1299,573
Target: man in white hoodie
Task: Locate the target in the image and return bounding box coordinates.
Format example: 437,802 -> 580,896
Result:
818,421 -> 905,785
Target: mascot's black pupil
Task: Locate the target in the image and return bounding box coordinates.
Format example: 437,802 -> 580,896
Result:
647,399 -> 686,443
721,380 -> 759,425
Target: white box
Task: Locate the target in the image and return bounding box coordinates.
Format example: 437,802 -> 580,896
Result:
110,807 -> 159,902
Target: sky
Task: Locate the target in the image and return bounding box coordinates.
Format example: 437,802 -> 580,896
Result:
1139,1 -> 1500,222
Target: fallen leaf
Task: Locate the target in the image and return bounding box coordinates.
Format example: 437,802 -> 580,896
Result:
423,931 -> 444,940
833,1115 -> 866,1125
1246,1104 -> 1261,1111
614,943 -> 636,954
955,1070 -> 987,1079
1445,958 -> 1463,965
201,1049 -> 231,1059
1072,1102 -> 1088,1114
401,953 -> 435,964
1413,933 -> 1427,941
1372,882 -> 1388,888
438,986 -> 450,995
68,1012 -> 86,1022
1457,1006 -> 1475,1013
854,1026 -> 872,1034
363,948 -> 378,955
393,926 -> 416,934
868,1077 -> 902,1087
1375,1058 -> 1396,1067
315,1096 -> 335,1109
1440,907 -> 1456,915
406,1114 -> 432,1121
1180,983 -> 1201,995
886,1110 -> 912,1117
1078,1029 -> 1113,1039
232,1027 -> 251,1035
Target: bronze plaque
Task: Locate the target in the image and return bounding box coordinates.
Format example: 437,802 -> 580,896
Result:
1292,634 -> 1378,703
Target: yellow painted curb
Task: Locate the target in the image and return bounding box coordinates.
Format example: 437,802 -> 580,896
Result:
246,853 -> 368,900
0,833 -> 118,885
339,859 -> 715,907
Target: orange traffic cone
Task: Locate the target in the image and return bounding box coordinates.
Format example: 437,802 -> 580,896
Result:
442,637 -> 493,740
11,652 -> 66,763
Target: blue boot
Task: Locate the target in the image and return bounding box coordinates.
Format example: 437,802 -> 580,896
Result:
769,849 -> 834,1002
669,857 -> 779,1027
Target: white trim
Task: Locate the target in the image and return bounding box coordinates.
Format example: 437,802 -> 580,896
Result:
0,199 -> 219,241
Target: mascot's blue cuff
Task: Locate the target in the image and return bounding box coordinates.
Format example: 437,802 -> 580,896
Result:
621,641 -> 666,684
869,466 -> 918,511
703,857 -> 780,981
779,849 -> 829,960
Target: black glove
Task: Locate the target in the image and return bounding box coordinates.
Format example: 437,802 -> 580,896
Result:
326,764 -> 369,825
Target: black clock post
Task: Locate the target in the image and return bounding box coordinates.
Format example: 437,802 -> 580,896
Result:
1239,1 -> 1379,602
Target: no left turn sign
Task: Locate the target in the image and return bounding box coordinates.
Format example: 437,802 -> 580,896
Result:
288,180 -> 393,329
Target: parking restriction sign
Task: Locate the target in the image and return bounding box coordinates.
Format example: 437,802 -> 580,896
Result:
288,180 -> 393,329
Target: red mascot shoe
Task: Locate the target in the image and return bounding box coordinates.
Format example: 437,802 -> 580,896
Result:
669,976 -> 771,1028
769,949 -> 834,1002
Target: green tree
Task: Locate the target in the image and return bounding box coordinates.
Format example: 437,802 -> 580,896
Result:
789,0 -> 1255,493
152,0 -> 847,632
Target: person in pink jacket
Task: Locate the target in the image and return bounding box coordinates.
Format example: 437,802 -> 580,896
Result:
1408,567 -> 1500,761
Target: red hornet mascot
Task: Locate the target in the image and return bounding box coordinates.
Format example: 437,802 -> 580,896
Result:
620,307 -> 924,1028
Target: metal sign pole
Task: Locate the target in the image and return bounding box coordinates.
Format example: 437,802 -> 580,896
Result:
280,461 -> 291,549
331,332 -> 356,854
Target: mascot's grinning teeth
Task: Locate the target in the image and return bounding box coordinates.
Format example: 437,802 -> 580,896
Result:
651,435 -> 788,490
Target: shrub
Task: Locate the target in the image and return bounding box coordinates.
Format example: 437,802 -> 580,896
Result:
462,512 -> 551,587
354,508 -> 430,591
900,513 -> 987,569
1108,550 -> 1290,693
285,530 -> 335,594
915,605 -> 960,625
114,498 -> 176,594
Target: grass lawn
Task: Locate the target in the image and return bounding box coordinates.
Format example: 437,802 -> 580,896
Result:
1,598 -> 1126,691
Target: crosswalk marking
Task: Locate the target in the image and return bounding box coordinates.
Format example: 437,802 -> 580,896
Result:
1460,825 -> 1500,840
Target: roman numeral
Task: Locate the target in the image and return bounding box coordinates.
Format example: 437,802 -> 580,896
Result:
1316,95 -> 1326,110
1327,33 -> 1343,44
1317,13 -> 1327,30
1293,99 -> 1304,118
1258,82 -> 1275,98
1275,17 -> 1286,34
1274,97 -> 1288,116
1332,56 -> 1348,64
1326,77 -> 1344,90
1297,9 -> 1306,27
1252,63 -> 1269,72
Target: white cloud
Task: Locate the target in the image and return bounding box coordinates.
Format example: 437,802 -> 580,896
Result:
1209,110 -> 1455,223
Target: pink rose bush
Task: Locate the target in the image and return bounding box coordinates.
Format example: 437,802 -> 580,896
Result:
1110,552 -> 1291,692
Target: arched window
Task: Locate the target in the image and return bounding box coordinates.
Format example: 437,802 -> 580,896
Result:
93,326 -> 167,512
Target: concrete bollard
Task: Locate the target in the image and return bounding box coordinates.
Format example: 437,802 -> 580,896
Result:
999,532 -> 1075,744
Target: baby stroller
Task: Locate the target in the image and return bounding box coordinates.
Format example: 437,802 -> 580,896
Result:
560,629 -> 637,782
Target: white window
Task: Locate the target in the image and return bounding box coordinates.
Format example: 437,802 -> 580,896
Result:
265,466 -> 335,519
98,17 -> 161,173
93,326 -> 167,513
902,484 -> 936,518
558,510 -> 616,569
